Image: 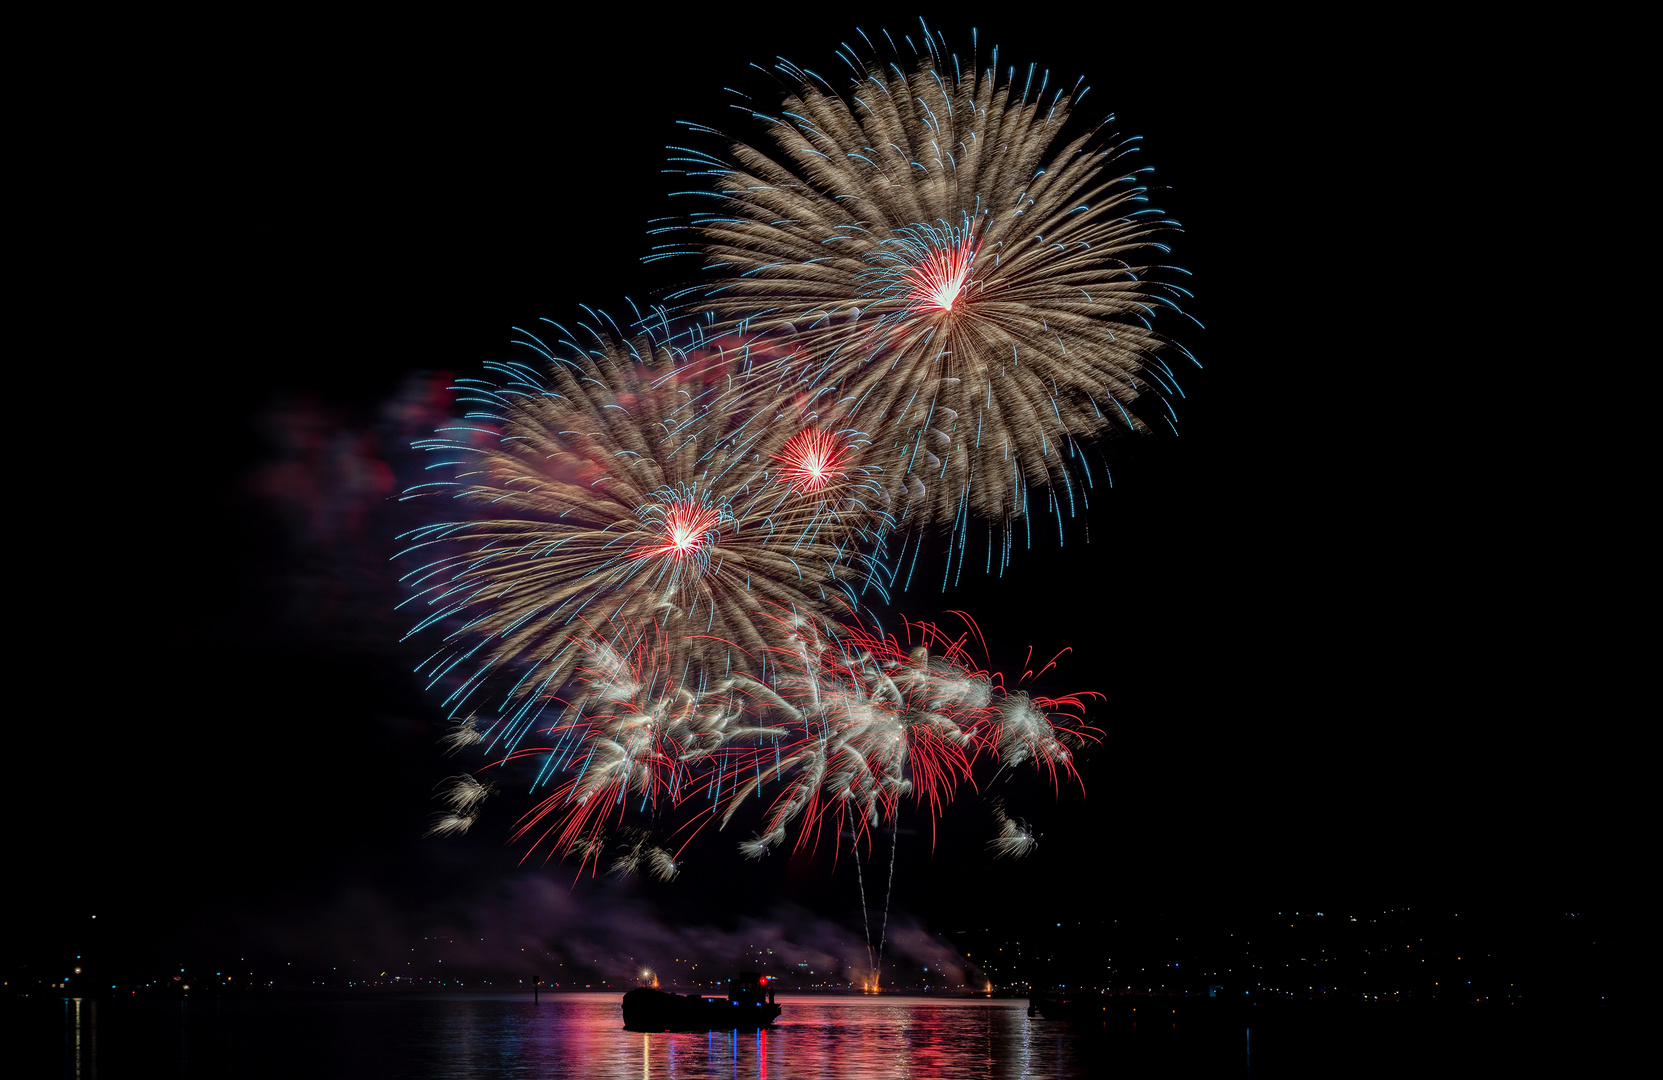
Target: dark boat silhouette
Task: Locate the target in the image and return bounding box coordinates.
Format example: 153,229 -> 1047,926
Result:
623,973 -> 781,1032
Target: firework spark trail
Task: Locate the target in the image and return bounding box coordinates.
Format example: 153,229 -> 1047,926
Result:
773,427 -> 853,494
664,326 -> 901,564
403,27 -> 1148,900
714,612 -> 1095,862
986,689 -> 1099,787
986,799 -> 1038,859
500,616 -> 788,872
609,826 -> 683,882
424,774 -> 496,837
395,322 -> 888,754
671,24 -> 1196,560
709,610 -> 1096,982
428,604 -> 1093,881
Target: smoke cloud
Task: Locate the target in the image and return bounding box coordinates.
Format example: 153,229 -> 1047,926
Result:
240,874 -> 970,990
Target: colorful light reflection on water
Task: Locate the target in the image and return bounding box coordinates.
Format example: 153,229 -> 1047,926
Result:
32,985 -> 1614,1078
36,992 -> 1124,1079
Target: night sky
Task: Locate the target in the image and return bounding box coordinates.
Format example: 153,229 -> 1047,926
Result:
21,13 -> 1630,989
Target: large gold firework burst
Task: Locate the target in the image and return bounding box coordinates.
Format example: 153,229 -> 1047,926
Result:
681,36 -> 1192,538
397,324 -> 884,727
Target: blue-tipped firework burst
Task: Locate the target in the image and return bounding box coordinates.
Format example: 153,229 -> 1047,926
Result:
396,322 -> 886,750
670,24 -> 1198,576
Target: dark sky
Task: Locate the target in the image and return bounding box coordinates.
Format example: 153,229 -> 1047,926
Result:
23,13 -> 1630,982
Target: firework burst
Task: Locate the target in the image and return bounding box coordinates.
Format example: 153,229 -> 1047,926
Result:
672,25 -> 1195,565
667,326 -> 896,530
400,27 -> 1155,900
773,427 -> 853,494
987,799 -> 1038,859
424,774 -> 496,837
718,613 -> 1095,858
713,615 -> 984,857
396,323 -> 884,751
501,615 -> 784,871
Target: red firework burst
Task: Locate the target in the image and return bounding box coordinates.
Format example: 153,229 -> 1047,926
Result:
901,233 -> 981,313
772,428 -> 851,493
630,499 -> 724,561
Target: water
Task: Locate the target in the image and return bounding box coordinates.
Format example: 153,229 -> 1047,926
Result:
13,991 -> 1610,1078
16,992 -> 1237,1079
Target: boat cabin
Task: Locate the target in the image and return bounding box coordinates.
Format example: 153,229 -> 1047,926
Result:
726,972 -> 775,1006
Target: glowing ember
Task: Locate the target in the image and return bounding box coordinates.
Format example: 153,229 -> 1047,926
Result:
632,499 -> 723,561
773,428 -> 850,493
901,233 -> 980,312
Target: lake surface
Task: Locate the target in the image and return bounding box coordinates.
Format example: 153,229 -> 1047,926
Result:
11,990 -> 1609,1078
17,992 -> 1236,1079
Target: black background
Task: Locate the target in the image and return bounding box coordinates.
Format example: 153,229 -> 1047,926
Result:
20,10 -> 1631,983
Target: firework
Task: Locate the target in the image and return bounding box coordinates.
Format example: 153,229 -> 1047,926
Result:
719,613 -> 1094,858
773,427 -> 853,494
668,326 -> 897,533
424,774 -> 495,837
675,25 -> 1194,555
400,29 -> 1142,901
717,616 -> 985,856
441,717 -> 485,754
503,616 -> 785,868
426,602 -> 1094,882
609,827 -> 683,882
987,689 -> 1092,785
986,800 -> 1038,859
396,323 -> 887,750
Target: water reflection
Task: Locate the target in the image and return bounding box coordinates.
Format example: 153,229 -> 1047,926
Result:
627,997 -> 1047,1080
65,997 -> 97,1080
43,993 -> 1121,1079
411,995 -> 1063,1080
29,987 -> 1605,1079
